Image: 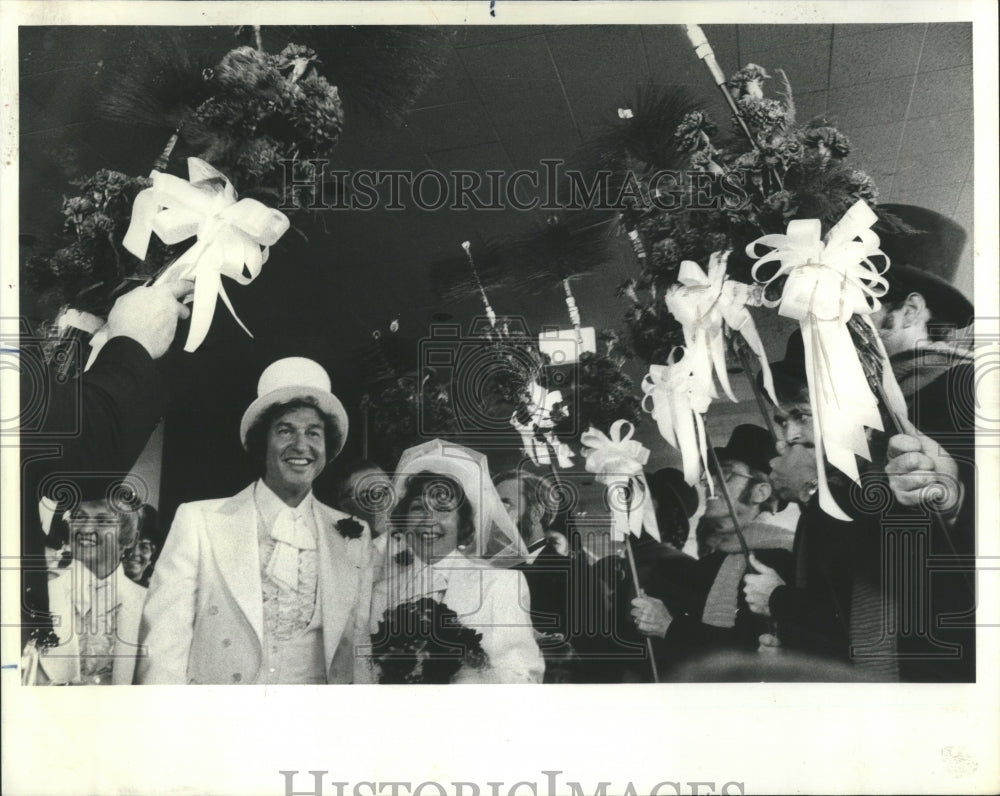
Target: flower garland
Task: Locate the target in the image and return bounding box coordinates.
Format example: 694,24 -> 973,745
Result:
24,170 -> 181,318
371,597 -> 489,684
607,66 -> 905,365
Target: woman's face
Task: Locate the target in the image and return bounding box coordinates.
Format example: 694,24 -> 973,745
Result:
122,537 -> 155,581
402,483 -> 464,565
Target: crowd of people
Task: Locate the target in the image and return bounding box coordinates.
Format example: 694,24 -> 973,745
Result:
20,216 -> 977,686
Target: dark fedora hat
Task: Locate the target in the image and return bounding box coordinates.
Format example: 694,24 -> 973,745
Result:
759,329 -> 809,404
647,467 -> 699,520
878,204 -> 974,328
713,424 -> 777,475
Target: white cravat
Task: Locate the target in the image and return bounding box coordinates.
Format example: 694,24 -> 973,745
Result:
265,506 -> 316,592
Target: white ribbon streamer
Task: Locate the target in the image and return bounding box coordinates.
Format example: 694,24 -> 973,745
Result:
127,157 -> 290,350
641,352 -> 712,490
664,250 -> 778,406
747,200 -> 890,520
511,382 -> 574,469
580,420 -> 659,542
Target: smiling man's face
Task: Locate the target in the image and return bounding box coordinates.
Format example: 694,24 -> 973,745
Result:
68,499 -> 123,578
263,406 -> 327,505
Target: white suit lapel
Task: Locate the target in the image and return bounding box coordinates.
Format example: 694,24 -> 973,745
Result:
315,502 -> 363,671
210,484 -> 264,644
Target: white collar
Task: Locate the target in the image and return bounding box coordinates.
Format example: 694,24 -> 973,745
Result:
254,479 -> 316,530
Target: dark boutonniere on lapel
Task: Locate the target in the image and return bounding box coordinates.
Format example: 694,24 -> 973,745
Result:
335,516 -> 365,540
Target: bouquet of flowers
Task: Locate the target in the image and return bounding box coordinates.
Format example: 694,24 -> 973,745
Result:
371,597 -> 489,684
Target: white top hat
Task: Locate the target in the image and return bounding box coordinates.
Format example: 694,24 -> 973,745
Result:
239,357 -> 349,459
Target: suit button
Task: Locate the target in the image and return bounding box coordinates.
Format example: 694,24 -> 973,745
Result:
221,638 -> 231,647
208,605 -> 219,616
232,673 -> 242,683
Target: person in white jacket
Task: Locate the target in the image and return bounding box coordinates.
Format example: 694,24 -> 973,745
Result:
371,440 -> 544,684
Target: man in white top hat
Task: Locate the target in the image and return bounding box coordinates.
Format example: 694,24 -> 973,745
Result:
135,358 -> 373,684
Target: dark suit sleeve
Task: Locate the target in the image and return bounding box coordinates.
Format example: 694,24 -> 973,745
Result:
20,336 -> 168,643
22,336 -> 168,502
768,512 -> 853,662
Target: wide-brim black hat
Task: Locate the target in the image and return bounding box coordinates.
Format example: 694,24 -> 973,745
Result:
878,204 -> 974,328
713,424 -> 777,475
882,264 -> 974,329
759,329 -> 808,403
646,467 -> 699,520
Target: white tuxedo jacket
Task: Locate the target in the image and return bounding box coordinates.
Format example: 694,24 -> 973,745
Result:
39,564 -> 146,685
134,484 -> 373,684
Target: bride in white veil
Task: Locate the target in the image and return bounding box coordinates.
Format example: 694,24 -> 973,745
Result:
370,439 -> 544,684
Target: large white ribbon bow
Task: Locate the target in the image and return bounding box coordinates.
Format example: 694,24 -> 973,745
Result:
580,420 -> 659,542
511,381 -> 574,468
664,250 -> 778,406
122,157 -> 291,353
747,199 -> 893,520
641,352 -> 712,490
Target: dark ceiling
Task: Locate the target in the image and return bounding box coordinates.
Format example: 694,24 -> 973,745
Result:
17,23 -> 975,513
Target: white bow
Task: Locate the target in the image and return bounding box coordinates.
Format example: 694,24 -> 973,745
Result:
641,352 -> 712,490
126,157 -> 290,351
265,508 -> 316,592
664,251 -> 777,406
747,199 -> 897,519
580,420 -> 659,541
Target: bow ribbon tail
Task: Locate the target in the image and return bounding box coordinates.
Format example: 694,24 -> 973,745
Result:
217,280 -> 254,338
605,474 -> 634,542
801,321 -> 852,521
860,315 -> 909,427
636,473 -> 661,541
723,298 -> 779,406
121,186 -> 161,261
673,402 -> 704,488
184,253 -> 222,353
707,326 -> 738,402
693,409 -> 712,497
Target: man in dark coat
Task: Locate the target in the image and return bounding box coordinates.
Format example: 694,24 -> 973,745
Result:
19,281 -> 192,648
494,469 -> 588,682
630,427 -> 796,677
872,205 -> 976,681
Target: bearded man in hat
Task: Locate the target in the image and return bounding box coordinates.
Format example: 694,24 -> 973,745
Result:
135,358 -> 373,684
745,322 -> 973,681
630,426 -> 795,675
871,204 -> 976,681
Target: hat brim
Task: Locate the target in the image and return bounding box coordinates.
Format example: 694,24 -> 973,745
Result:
887,264 -> 974,328
239,386 -> 349,460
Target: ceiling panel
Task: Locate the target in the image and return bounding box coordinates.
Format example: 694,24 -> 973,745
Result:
547,26 -> 651,84
827,74 -> 916,129
792,89 -> 829,123
458,33 -> 556,88
838,122 -> 906,168
891,150 -> 970,194
899,110 -> 974,154
908,66 -> 974,119
919,23 -> 973,72
642,24 -> 739,85
738,42 -> 831,93
403,101 -> 498,153
738,24 -> 832,53
830,24 -> 925,87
